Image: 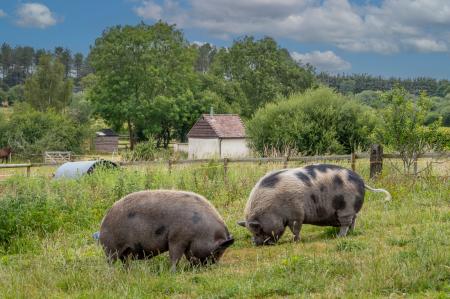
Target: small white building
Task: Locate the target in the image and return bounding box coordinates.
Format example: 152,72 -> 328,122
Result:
187,114 -> 250,159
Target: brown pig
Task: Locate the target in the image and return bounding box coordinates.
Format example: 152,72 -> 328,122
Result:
98,190 -> 234,271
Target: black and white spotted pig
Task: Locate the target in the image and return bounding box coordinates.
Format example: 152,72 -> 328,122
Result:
98,190 -> 234,271
238,164 -> 391,246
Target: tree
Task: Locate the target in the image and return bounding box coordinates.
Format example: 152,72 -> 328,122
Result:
23,54 -> 73,112
210,36 -> 314,117
376,87 -> 446,174
194,43 -> 216,73
247,87 -> 377,156
54,47 -> 72,78
73,53 -> 84,84
0,43 -> 13,81
68,92 -> 93,125
87,22 -> 197,149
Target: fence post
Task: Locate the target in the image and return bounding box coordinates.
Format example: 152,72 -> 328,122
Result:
27,161 -> 31,177
370,144 -> 383,178
223,158 -> 228,184
283,155 -> 289,169
168,159 -> 172,174
351,152 -> 356,171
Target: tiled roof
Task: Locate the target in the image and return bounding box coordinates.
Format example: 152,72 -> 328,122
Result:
187,114 -> 246,138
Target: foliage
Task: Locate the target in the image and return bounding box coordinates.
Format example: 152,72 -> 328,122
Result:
0,111 -> 7,147
210,36 -> 315,117
247,87 -> 378,155
5,84 -> 25,104
2,104 -> 90,156
425,94 -> 450,127
354,90 -> 385,109
375,87 -> 446,174
194,43 -> 216,73
121,139 -> 157,161
0,89 -> 6,103
68,92 -> 93,125
196,74 -> 247,115
24,55 -> 73,112
318,72 -> 450,97
87,22 -> 198,149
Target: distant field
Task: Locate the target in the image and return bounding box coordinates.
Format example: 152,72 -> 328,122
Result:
0,160 -> 449,298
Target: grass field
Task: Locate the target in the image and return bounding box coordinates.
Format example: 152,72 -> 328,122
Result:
0,160 -> 449,298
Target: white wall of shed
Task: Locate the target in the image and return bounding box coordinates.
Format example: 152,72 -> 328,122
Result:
221,138 -> 250,158
188,138 -> 220,159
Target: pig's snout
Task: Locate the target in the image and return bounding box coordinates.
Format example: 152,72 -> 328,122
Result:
253,236 -> 276,246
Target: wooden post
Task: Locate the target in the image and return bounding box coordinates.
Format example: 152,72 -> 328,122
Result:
370,144 -> 383,178
168,159 -> 172,174
283,156 -> 289,169
351,152 -> 356,171
223,158 -> 228,184
223,158 -> 228,176
27,161 -> 31,177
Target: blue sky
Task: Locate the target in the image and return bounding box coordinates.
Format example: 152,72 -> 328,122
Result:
1,0 -> 449,79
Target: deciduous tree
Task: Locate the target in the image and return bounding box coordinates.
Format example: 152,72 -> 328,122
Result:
23,54 -> 73,112
87,22 -> 197,149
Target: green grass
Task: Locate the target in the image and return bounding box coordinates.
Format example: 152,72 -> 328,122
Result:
0,160 -> 449,298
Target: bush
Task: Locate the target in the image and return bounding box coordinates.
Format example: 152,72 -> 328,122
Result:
122,139 -> 157,161
247,87 -> 378,155
3,103 -> 90,157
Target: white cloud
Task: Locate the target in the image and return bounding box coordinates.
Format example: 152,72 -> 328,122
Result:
0,9 -> 6,18
403,38 -> 448,52
192,41 -> 206,46
292,51 -> 351,72
16,3 -> 57,29
134,1 -> 163,20
132,0 -> 450,54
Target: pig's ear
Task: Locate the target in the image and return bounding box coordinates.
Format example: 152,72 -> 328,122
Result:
237,220 -> 246,227
216,237 -> 235,250
248,221 -> 261,230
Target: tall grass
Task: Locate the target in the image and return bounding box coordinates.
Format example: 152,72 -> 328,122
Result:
0,160 -> 449,298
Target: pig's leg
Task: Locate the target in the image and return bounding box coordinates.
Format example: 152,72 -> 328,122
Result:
337,226 -> 349,237
288,220 -> 302,242
349,215 -> 357,231
169,242 -> 188,272
337,215 -> 353,237
119,247 -> 133,270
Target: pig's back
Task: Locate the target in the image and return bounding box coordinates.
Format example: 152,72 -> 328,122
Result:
245,164 -> 365,223
100,190 -> 225,242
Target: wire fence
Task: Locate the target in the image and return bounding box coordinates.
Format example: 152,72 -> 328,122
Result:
1,152 -> 449,180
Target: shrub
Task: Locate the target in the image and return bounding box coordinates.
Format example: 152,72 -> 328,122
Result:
3,103 -> 90,157
122,139 -> 157,161
247,87 -> 378,155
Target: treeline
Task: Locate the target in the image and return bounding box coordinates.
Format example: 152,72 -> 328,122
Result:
0,43 -> 89,91
317,73 -> 450,97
